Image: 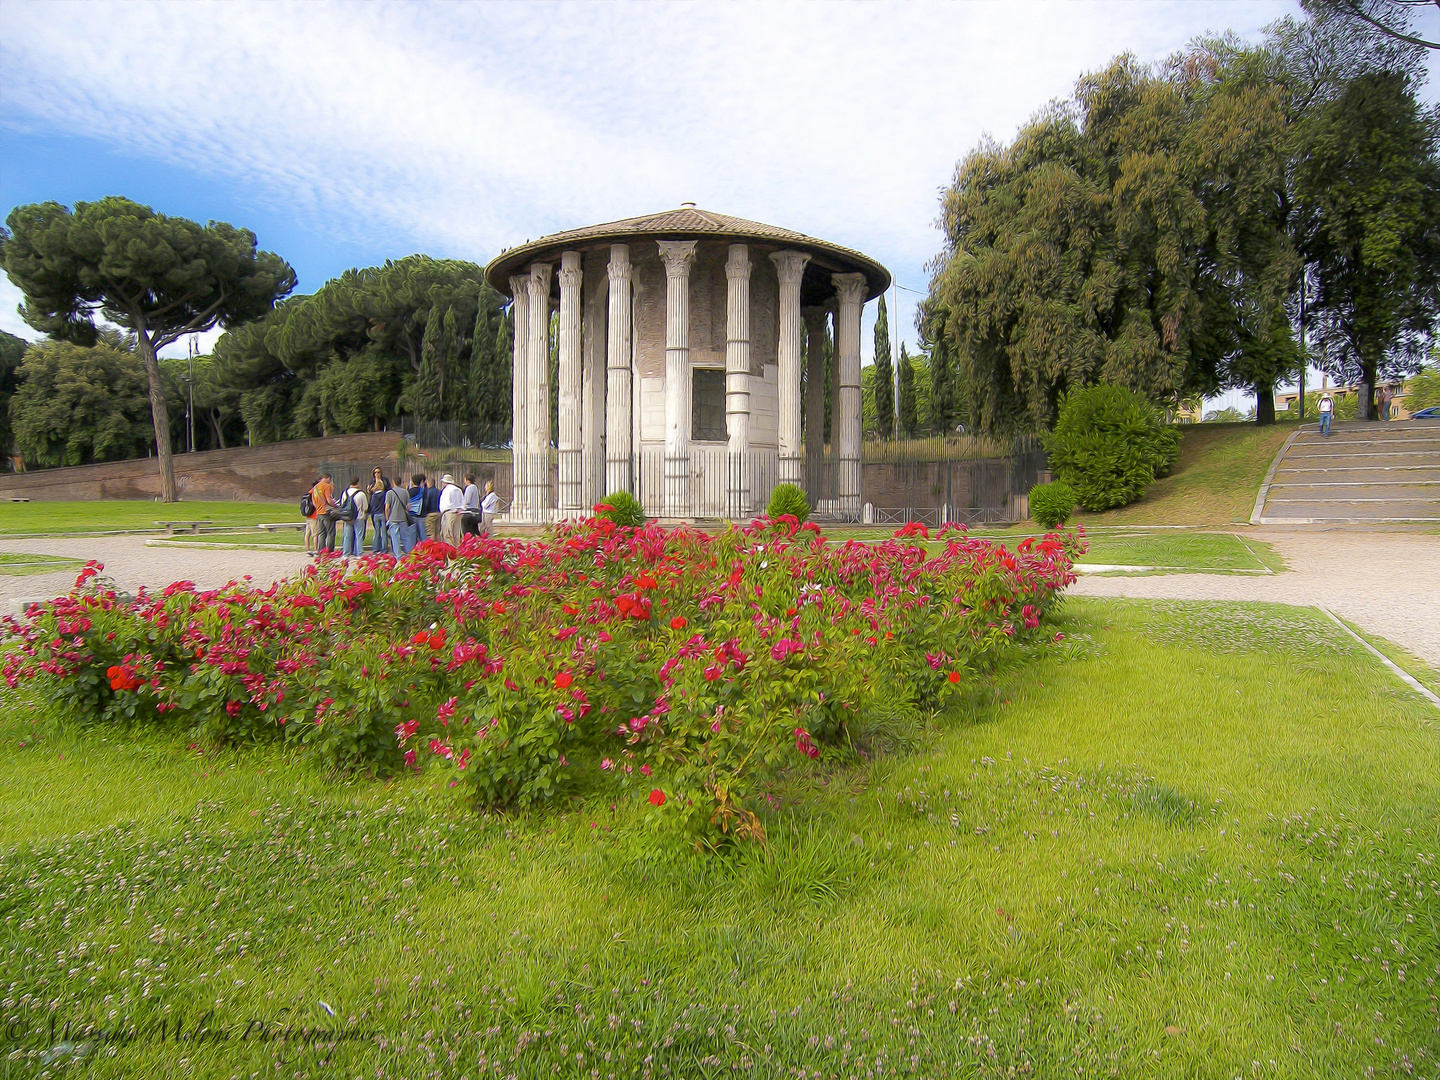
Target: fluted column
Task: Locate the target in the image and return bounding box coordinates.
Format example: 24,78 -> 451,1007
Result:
724,244 -> 753,519
833,273 -> 867,519
605,245 -> 633,496
803,306 -> 828,499
772,251 -> 810,489
581,270 -> 605,511
509,275 -> 530,520
526,262 -> 553,521
658,240 -> 697,518
557,252 -> 583,516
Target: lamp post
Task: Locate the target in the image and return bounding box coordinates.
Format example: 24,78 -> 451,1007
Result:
187,338 -> 196,453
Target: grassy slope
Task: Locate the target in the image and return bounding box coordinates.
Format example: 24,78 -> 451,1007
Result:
1,598 -> 1436,1077
0,500 -> 295,536
1074,422 -> 1292,526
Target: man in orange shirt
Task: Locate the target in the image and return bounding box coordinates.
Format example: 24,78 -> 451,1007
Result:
311,472 -> 337,554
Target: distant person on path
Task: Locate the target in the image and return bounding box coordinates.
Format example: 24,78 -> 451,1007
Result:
1377,386 -> 1390,422
312,472 -> 337,553
340,477 -> 369,557
368,469 -> 390,554
461,472 -> 482,537
480,480 -> 499,537
1318,393 -> 1334,437
422,475 -> 442,541
384,476 -> 416,558
439,473 -> 465,546
407,474 -> 429,540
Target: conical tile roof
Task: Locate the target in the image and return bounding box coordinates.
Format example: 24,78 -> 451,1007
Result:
485,205 -> 889,300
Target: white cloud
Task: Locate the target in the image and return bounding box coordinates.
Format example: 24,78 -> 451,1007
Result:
1,0 -> 1328,354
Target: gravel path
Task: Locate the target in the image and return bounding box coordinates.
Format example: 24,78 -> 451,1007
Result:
0,537 -> 311,609
3,528 -> 1435,673
1070,529 -> 1440,670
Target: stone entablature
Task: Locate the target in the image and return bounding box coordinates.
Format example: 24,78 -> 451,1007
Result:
484,205 -> 890,521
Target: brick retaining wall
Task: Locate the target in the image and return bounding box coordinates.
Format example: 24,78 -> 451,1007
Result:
0,433 -> 404,502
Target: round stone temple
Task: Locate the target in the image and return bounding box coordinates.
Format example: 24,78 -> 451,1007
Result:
485,206 -> 890,523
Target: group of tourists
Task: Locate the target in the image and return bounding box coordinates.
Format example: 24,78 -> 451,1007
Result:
303,469 -> 500,558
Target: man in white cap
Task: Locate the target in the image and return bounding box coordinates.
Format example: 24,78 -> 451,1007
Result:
438,473 -> 465,546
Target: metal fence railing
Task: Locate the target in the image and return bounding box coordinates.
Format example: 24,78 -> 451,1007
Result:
388,423 -> 1047,527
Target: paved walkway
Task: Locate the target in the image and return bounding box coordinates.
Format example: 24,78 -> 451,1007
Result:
0,536 -> 311,610
1071,528 -> 1440,670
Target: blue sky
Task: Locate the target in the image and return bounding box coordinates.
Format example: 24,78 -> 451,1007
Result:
2,0 -> 1436,411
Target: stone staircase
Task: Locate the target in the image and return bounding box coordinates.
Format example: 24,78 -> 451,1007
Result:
1253,418 -> 1440,524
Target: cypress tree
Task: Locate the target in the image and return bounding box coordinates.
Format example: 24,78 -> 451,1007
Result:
897,343 -> 918,438
872,294 -> 894,439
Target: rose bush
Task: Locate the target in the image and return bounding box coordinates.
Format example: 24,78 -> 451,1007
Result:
2,516 -> 1083,847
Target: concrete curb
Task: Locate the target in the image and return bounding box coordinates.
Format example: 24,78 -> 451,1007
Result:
1319,605 -> 1440,714
1251,427 -> 1303,525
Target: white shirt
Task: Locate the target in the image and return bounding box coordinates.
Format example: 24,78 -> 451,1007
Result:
347,487 -> 368,517
481,490 -> 499,514
1319,397 -> 1333,413
439,482 -> 464,514
463,483 -> 481,509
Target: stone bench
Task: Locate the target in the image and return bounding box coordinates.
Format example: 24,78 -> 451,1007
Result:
154,520 -> 214,535
255,522 -> 306,532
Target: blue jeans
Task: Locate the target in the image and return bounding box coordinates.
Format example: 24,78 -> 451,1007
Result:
369,513 -> 387,553
1320,412 -> 1332,436
388,522 -> 419,558
342,519 -> 366,556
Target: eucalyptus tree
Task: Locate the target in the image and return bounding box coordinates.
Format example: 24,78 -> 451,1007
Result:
0,197 -> 295,500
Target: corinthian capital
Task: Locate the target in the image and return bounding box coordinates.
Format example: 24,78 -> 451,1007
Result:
559,251 -> 582,289
725,244 -> 752,280
770,250 -> 811,286
607,244 -> 631,282
831,272 -> 868,307
509,275 -> 530,301
527,262 -> 553,304
657,240 -> 698,277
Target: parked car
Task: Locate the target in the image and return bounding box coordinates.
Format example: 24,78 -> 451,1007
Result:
1410,406 -> 1440,420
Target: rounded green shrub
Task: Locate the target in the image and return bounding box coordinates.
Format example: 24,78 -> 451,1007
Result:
765,483 -> 810,523
1042,385 -> 1182,512
1028,481 -> 1076,529
595,491 -> 647,528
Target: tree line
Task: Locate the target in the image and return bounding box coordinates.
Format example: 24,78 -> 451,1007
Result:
919,3 -> 1440,435
0,198 -> 513,498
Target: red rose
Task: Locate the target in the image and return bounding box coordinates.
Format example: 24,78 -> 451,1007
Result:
670,616 -> 687,630
554,672 -> 573,690
947,671 -> 961,684
648,789 -> 666,807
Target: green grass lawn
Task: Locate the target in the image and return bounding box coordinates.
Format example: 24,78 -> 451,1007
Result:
0,500 -> 296,537
0,552 -> 85,577
2,598 -> 1436,1077
149,529 -> 308,549
1078,532 -> 1284,573
1076,422 -> 1292,527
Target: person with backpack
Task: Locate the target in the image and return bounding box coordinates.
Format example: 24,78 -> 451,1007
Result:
369,468 -> 391,554
407,474 -> 429,540
301,476 -> 321,554
339,477 -> 369,557
1318,392 -> 1334,437
311,472 -> 337,554
384,476 -> 417,558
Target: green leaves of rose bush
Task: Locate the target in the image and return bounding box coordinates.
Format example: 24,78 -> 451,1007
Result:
3,520 -> 1084,848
